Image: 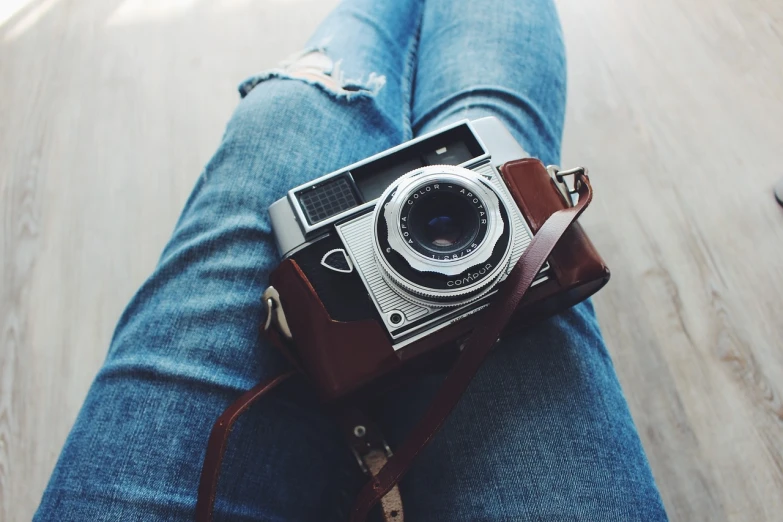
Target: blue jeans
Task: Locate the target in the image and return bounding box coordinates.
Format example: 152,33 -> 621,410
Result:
36,0 -> 667,520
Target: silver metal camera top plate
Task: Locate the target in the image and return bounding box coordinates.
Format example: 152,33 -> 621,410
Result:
269,117 -> 529,258
287,119 -> 491,238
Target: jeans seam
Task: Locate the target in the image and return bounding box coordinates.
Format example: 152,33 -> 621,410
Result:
400,0 -> 425,141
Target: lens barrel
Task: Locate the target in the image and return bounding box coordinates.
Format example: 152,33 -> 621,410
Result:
373,165 -> 513,307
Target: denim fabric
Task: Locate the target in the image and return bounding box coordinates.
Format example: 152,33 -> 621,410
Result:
36,0 -> 668,520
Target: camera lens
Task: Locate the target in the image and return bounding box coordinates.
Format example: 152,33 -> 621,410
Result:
408,191 -> 479,254
373,165 -> 513,306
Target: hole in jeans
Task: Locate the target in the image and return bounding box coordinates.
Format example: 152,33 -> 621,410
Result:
238,48 -> 386,99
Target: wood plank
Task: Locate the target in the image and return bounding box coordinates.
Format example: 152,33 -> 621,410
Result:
0,1 -> 338,520
1,0 -> 782,520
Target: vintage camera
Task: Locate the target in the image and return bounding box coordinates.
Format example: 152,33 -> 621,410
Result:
197,120 -> 607,522
269,117 -> 551,350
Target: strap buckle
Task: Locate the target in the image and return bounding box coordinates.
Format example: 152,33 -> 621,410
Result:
348,423 -> 393,476
262,286 -> 293,341
351,426 -> 393,475
546,165 -> 587,207
352,443 -> 394,476
350,427 -> 405,521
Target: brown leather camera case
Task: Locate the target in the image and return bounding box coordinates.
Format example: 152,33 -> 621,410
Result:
267,158 -> 609,402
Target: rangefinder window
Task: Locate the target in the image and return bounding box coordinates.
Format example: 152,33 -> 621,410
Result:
422,141 -> 473,167
356,157 -> 423,202
296,175 -> 360,225
353,124 -> 484,201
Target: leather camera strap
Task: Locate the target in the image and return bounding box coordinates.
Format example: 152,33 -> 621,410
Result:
195,370 -> 297,522
196,170 -> 592,522
349,171 -> 593,521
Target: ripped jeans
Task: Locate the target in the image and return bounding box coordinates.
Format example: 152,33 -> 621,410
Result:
35,0 -> 668,520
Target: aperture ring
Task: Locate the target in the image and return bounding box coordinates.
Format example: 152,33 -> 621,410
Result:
372,165 -> 514,306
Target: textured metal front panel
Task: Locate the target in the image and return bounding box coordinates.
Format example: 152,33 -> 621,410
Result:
336,213 -> 432,336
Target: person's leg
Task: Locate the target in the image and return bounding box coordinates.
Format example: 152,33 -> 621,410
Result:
35,1 -> 424,520
412,0 -> 566,165
377,1 -> 668,520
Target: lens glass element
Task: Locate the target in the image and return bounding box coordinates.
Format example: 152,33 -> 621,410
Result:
426,216 -> 461,247
409,191 -> 478,253
401,183 -> 487,259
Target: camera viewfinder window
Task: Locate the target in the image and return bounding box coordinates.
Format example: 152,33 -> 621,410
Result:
356,157 -> 423,202
422,141 -> 473,166
352,123 -> 485,202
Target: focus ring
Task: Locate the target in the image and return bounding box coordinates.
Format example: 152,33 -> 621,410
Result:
372,165 -> 514,308
376,255 -> 508,308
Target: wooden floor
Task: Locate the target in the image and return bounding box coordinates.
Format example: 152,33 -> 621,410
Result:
2,0 -> 782,520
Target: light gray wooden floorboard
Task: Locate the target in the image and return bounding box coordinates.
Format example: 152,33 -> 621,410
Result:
0,1 -> 339,520
557,0 -> 783,521
1,0 -> 782,521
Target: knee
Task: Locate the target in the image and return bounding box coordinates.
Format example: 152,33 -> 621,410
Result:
225,78 -> 332,155
202,52 -> 402,198
224,50 -> 388,155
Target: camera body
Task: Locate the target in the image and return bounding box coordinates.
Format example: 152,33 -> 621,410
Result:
269,117 -> 546,350
266,117 -> 608,400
